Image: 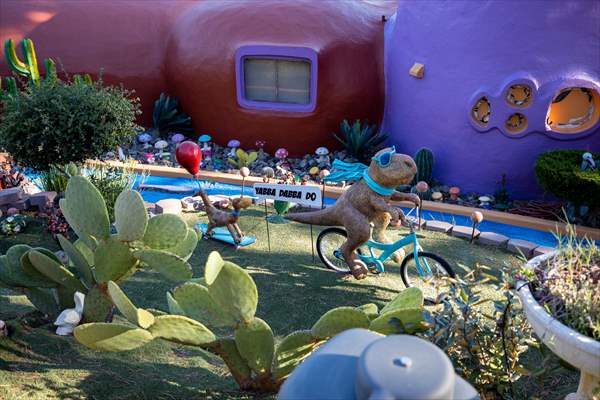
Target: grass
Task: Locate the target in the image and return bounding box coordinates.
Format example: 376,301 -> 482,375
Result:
0,208 -> 578,399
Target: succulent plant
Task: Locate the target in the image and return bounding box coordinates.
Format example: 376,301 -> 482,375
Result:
412,147 -> 434,185
3,38 -> 57,85
228,148 -> 258,169
73,251 -> 426,393
0,176 -> 196,322
151,93 -> 193,139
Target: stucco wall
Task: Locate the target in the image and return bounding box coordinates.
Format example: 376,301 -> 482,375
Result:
382,0 -> 600,198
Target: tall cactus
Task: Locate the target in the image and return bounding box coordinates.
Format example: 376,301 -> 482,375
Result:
3,38 -> 58,85
0,76 -> 18,96
0,176 -> 197,321
412,147 -> 434,185
73,251 -> 427,393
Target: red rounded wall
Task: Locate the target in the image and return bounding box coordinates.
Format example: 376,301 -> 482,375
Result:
0,0 -> 195,124
165,0 -> 394,155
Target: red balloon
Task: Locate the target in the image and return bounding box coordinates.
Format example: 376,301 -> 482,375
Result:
176,141 -> 202,175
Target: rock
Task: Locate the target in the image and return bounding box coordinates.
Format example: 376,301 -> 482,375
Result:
0,188 -> 24,206
28,191 -> 57,209
533,246 -> 556,257
10,197 -> 30,211
7,207 -> 19,216
181,196 -> 203,211
477,231 -> 509,247
451,225 -> 479,239
423,220 -> 453,233
507,239 -> 538,258
155,199 -> 182,215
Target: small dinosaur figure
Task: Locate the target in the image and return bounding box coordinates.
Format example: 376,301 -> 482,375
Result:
197,189 -> 253,244
286,147 -> 420,279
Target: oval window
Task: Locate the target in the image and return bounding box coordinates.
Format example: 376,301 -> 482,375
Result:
505,113 -> 527,134
471,97 -> 491,127
506,84 -> 532,107
546,87 -> 599,134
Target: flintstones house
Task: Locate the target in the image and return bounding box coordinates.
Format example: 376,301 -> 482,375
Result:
0,0 -> 598,197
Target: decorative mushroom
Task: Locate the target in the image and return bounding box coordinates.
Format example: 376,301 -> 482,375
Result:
431,191 -> 443,201
171,133 -> 185,144
275,147 -> 289,161
478,196 -> 491,209
54,292 -> 85,336
415,181 -> 429,193
138,132 -> 153,143
315,147 -> 330,165
227,139 -> 241,157
262,166 -> 275,182
309,166 -> 320,176
255,140 -> 266,150
449,186 -> 460,201
198,134 -> 213,161
154,140 -> 169,150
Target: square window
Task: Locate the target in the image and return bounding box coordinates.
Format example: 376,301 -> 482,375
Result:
236,46 -> 317,112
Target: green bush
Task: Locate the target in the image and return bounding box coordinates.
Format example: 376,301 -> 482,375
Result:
333,119 -> 388,164
0,79 -> 141,171
535,150 -> 600,207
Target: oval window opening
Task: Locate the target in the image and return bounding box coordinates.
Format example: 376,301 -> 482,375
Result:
546,87 -> 600,134
506,84 -> 532,108
505,113 -> 527,134
471,97 -> 491,127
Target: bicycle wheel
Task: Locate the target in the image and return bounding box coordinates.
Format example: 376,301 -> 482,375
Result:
400,252 -> 455,301
316,227 -> 351,273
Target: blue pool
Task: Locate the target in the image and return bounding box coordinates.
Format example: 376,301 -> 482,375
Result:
135,175 -> 558,248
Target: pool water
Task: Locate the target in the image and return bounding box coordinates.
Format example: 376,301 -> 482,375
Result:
135,175 -> 558,247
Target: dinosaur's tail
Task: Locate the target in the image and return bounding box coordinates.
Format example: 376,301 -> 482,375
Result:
285,207 -> 340,226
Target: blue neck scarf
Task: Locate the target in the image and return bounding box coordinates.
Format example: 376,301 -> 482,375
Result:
325,159 -> 395,196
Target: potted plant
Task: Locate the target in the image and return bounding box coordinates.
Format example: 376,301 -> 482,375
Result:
516,233 -> 599,400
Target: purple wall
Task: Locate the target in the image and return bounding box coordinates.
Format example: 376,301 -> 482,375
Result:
382,0 -> 600,198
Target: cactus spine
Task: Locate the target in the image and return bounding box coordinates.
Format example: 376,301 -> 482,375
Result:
73,251 -> 427,393
412,147 -> 434,185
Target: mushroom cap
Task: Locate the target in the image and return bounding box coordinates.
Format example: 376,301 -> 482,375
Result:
470,211 -> 484,224
262,166 -> 275,178
228,139 -> 241,147
449,186 -> 460,194
240,167 -> 250,177
154,140 -> 169,149
415,181 -> 429,193
275,148 -> 289,158
138,133 -> 153,143
171,133 -> 185,143
319,169 -> 331,178
198,134 -> 212,143
255,140 -> 266,147
309,166 -> 320,175
315,146 -> 329,155
431,191 -> 443,200
478,196 -> 491,202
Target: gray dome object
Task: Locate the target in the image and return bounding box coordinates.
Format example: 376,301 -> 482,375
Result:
278,328 -> 478,400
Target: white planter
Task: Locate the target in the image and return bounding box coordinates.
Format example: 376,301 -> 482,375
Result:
517,251 -> 600,400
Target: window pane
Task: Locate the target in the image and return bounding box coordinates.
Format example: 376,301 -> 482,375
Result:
244,58 -> 277,102
276,59 -> 310,104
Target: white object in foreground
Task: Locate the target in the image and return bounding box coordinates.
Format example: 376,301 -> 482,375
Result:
0,320 -> 7,337
54,292 -> 85,336
517,251 -> 600,400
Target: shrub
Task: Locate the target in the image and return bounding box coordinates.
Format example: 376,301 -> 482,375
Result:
0,79 -> 141,171
87,163 -> 137,218
333,119 -> 388,164
535,150 -> 600,208
151,93 -> 193,139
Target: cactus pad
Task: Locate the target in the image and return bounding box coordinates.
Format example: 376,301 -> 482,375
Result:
368,307 -> 424,335
148,315 -> 216,346
83,286 -> 113,322
166,292 -> 185,315
172,282 -> 237,327
2,246 -> 54,288
204,251 -> 225,285
107,281 -> 155,329
24,287 -> 60,317
311,307 -> 370,339
27,250 -> 86,292
133,249 -> 192,282
57,234 -> 93,288
206,260 -> 258,324
209,338 -> 252,383
234,318 -> 274,375
356,303 -> 379,320
272,330 -> 321,380
379,287 -> 423,315
114,190 -> 148,242
74,239 -> 95,265
166,228 -> 198,260
74,323 -> 153,352
62,176 -> 110,240
143,214 -> 187,250
93,236 -> 137,283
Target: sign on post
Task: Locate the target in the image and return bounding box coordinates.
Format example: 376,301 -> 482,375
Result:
253,183 -> 322,208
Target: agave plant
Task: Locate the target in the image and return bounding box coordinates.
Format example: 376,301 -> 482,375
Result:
151,93 -> 193,138
333,119 -> 388,164
74,252 -> 426,393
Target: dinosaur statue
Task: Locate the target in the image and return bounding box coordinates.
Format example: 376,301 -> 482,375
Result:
197,189 -> 253,244
285,147 -> 420,279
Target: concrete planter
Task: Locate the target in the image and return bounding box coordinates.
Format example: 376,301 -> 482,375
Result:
517,251 -> 600,400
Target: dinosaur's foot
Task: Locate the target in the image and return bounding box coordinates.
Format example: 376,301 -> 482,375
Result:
350,260 -> 369,280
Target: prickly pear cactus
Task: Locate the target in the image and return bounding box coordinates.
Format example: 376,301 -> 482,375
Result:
235,318 -> 275,375
310,306 -> 370,339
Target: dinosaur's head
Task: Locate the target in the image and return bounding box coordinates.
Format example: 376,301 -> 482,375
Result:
368,147 -> 417,188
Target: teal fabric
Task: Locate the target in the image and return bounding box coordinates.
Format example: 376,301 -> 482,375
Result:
362,171 -> 394,196
324,159 -> 368,183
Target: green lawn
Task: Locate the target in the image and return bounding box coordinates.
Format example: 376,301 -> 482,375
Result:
0,208 -> 578,399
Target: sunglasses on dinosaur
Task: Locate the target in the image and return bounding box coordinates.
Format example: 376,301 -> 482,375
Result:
371,146 -> 396,168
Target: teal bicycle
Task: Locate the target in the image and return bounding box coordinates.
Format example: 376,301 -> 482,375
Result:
316,208 -> 455,297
